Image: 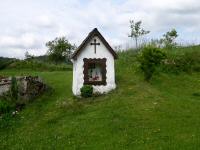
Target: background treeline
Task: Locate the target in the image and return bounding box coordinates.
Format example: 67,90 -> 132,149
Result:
0,57 -> 16,70
0,37 -> 75,71
0,56 -> 72,71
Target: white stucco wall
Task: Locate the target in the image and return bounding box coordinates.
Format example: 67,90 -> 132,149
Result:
72,36 -> 116,95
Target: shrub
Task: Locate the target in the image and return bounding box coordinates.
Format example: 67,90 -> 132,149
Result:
80,85 -> 93,98
0,100 -> 12,114
0,60 -> 14,70
138,46 -> 166,81
163,50 -> 200,73
10,77 -> 18,101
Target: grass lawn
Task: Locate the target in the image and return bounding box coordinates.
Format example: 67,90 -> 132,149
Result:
0,68 -> 199,150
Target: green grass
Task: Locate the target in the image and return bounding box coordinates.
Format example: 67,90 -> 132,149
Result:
6,60 -> 72,71
0,48 -> 200,149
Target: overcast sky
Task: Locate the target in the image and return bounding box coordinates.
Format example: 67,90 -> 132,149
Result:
0,0 -> 200,58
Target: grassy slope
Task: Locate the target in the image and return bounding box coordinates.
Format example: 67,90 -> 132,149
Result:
0,49 -> 200,149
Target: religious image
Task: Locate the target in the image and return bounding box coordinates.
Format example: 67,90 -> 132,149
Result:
88,63 -> 102,81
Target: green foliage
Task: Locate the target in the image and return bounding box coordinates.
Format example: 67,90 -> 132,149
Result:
129,20 -> 150,49
161,29 -> 178,49
116,49 -> 139,78
138,46 -> 166,81
0,57 -> 15,70
46,37 -> 76,63
80,85 -> 93,98
25,54 -> 50,63
0,100 -> 12,114
192,92 -> 200,97
10,77 -> 18,101
163,47 -> 200,73
25,51 -> 35,60
0,113 -> 13,129
7,60 -> 72,71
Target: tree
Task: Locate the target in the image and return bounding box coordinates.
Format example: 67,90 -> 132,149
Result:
161,29 -> 178,49
25,51 -> 34,60
46,37 -> 75,64
138,46 -> 166,81
129,20 -> 150,49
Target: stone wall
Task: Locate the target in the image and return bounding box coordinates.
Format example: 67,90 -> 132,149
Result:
0,76 -> 46,100
0,77 -> 11,96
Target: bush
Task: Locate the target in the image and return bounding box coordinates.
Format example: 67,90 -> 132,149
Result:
163,50 -> 200,73
0,100 -> 12,114
10,77 -> 18,101
138,46 -> 166,81
0,60 -> 14,70
80,85 -> 93,98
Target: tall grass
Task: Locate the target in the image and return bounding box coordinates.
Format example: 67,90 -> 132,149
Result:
162,46 -> 200,73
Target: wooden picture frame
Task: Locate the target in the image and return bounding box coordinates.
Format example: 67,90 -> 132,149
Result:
83,58 -> 107,85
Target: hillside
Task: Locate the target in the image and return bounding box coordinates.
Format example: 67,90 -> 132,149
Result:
0,57 -> 17,70
0,55 -> 72,71
0,46 -> 200,149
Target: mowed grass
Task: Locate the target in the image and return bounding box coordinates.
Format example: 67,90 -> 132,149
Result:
0,56 -> 200,149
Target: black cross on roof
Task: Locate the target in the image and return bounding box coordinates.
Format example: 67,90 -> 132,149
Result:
90,39 -> 100,54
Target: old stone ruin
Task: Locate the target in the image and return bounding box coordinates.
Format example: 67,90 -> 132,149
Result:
0,76 -> 47,102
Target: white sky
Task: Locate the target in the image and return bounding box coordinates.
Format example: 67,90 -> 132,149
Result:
0,0 -> 200,58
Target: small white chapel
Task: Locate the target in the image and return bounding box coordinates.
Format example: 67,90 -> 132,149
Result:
71,28 -> 118,95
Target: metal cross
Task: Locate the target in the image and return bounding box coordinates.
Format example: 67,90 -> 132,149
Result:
90,39 -> 100,54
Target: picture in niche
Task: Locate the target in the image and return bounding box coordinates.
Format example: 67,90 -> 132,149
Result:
88,63 -> 102,81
